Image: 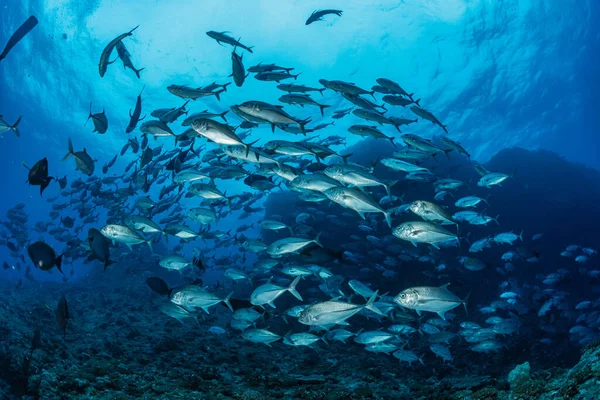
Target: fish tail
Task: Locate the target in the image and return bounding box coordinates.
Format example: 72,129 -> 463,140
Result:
313,232 -> 323,248
134,67 -> 144,79
320,335 -> 329,345
61,138 -> 74,161
219,110 -> 229,122
494,215 -> 500,226
287,276 -> 303,301
383,209 -> 393,228
214,89 -> 225,101
11,116 -> 22,137
223,291 -> 234,312
414,98 -> 421,107
146,239 -> 154,254
365,291 -> 384,316
519,230 -> 524,242
463,291 -> 471,315
55,253 -> 64,275
319,104 -> 330,116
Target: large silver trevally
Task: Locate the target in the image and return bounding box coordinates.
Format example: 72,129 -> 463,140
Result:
298,292 -> 383,327
409,200 -> 456,226
266,234 -> 322,257
393,221 -> 457,249
250,276 -> 302,307
100,224 -> 153,252
170,285 -> 233,313
394,283 -> 469,320
324,187 -> 392,228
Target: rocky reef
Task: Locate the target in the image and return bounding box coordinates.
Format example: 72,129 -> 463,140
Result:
0,279 -> 598,399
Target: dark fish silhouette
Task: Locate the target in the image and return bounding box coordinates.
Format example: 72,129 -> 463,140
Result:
27,241 -> 64,274
146,277 -> 172,297
306,9 -> 343,25
0,15 -> 38,62
23,157 -> 54,195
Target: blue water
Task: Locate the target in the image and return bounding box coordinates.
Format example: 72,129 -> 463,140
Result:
0,1 -> 599,398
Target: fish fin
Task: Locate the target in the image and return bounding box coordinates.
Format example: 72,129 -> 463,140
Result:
10,116 -> 22,137
437,311 -> 446,320
55,254 -> 64,275
313,232 -> 323,248
134,67 -> 144,79
223,291 -> 234,312
365,291 -> 384,316
463,291 -> 471,315
288,276 -> 303,301
336,321 -> 350,326
384,210 -> 392,228
431,242 -> 440,250
416,310 -> 422,316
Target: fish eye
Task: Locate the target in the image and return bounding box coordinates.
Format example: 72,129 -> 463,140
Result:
400,294 -> 406,299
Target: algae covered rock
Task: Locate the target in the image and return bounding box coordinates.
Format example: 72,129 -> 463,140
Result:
508,362 -> 530,390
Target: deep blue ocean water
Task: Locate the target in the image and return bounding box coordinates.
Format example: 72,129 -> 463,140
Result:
0,1 -> 599,399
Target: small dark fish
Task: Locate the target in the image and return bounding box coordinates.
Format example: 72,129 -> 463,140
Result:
126,86 -> 146,133
27,241 -> 64,274
146,277 -> 172,297
7,241 -> 18,252
23,157 -> 54,195
192,255 -> 205,272
60,216 -> 74,228
88,228 -> 114,271
230,50 -> 248,87
54,296 -> 69,337
57,176 -> 67,189
2,261 -> 9,270
206,31 -> 254,53
306,9 -> 343,25
116,40 -> 144,79
31,329 -> 42,355
0,15 -> 38,62
85,102 -> 108,134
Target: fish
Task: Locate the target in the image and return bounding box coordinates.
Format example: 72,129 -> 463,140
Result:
85,102 -> 108,134
298,292 -> 383,327
393,221 -> 458,249
230,49 -> 248,87
0,115 -> 22,137
206,31 -> 254,53
306,9 -> 343,25
100,224 -> 153,252
410,106 -> 447,133
88,228 -> 114,270
324,187 -> 393,227
395,284 -> 469,320
23,157 -> 54,195
250,276 -> 302,307
61,138 -> 95,176
54,296 -> 69,336
167,85 -> 224,101
266,234 -> 323,257
126,86 -> 146,133
0,15 -> 38,62
115,40 -> 144,78
146,277 -> 172,297
28,241 -> 63,274
170,285 -> 233,313
242,329 -> 281,347
98,25 -> 139,77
